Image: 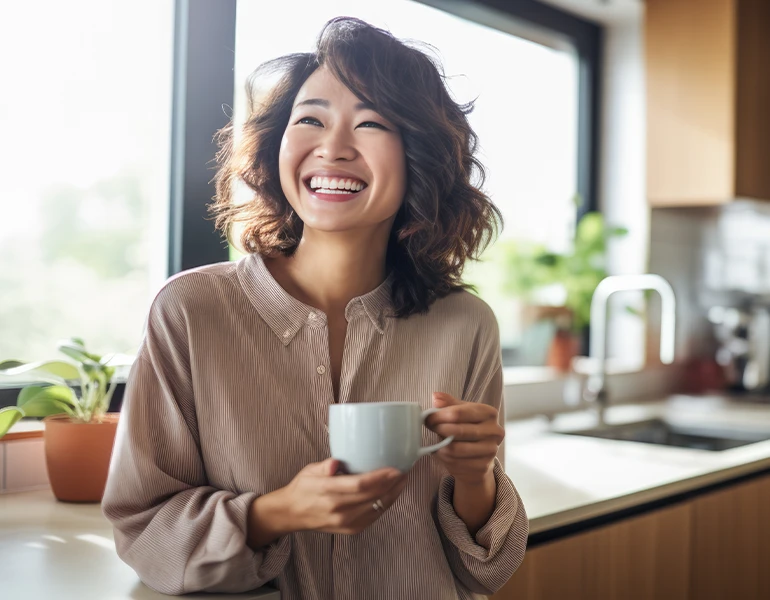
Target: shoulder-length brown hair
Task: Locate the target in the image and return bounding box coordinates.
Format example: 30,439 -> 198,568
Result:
211,17 -> 502,318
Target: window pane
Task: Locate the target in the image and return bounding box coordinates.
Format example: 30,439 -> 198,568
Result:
0,1 -> 174,362
234,1 -> 579,366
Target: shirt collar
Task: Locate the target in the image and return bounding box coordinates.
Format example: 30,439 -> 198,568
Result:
236,253 -> 394,345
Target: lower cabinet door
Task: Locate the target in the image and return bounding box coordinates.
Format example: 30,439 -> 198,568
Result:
689,475 -> 770,600
491,502 -> 691,600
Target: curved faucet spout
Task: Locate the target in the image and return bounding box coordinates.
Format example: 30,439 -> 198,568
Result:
584,274 -> 676,417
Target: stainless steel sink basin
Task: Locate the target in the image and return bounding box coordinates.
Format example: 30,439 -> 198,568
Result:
561,418 -> 770,451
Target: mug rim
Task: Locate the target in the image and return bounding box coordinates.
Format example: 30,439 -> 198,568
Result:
329,401 -> 419,409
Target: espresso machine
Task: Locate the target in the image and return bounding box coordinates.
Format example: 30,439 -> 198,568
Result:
708,303 -> 770,393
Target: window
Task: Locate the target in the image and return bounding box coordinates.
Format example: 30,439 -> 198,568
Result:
234,0 -> 596,367
0,0 -> 174,362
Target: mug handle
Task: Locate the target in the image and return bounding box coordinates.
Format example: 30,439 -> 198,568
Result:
417,408 -> 454,457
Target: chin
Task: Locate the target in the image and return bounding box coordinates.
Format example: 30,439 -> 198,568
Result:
300,214 -> 362,234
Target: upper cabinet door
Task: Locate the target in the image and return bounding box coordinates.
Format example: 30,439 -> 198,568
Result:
646,0 -> 770,207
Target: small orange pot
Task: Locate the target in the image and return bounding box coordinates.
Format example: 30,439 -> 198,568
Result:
43,413 -> 120,503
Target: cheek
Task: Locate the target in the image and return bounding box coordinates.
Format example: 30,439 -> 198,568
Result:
278,133 -> 299,194
377,139 -> 408,202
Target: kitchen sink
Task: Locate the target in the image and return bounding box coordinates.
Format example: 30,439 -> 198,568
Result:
561,418 -> 770,451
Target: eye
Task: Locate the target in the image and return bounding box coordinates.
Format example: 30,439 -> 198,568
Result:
296,116 -> 322,126
357,121 -> 389,130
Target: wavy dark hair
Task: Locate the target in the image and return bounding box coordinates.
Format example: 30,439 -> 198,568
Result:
211,17 -> 502,318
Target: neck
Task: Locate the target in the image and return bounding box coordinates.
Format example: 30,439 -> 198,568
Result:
267,226 -> 390,317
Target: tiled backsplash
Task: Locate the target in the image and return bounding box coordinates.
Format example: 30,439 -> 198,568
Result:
650,201 -> 770,361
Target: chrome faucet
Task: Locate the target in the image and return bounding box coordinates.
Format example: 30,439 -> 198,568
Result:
583,274 -> 676,424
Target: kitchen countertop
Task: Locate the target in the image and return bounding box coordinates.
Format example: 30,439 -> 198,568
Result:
4,393 -> 770,598
506,394 -> 770,534
0,489 -> 280,600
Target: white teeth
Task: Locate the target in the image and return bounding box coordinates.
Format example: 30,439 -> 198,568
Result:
308,176 -> 366,193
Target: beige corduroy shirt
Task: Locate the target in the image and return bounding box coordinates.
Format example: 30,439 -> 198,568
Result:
102,253 -> 528,599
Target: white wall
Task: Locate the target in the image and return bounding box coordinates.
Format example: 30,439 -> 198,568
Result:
598,10 -> 648,369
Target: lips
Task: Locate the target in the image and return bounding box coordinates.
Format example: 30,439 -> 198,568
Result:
302,171 -> 368,203
303,179 -> 365,203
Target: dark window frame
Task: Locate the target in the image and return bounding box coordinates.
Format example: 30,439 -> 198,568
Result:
0,0 -> 601,409
421,0 -> 602,217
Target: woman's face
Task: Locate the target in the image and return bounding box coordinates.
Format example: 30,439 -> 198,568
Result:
279,67 -> 407,236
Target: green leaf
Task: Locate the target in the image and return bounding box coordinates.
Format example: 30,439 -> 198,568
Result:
17,385 -> 77,417
0,360 -> 26,371
607,226 -> 629,237
0,407 -> 25,439
58,343 -> 100,367
0,360 -> 81,381
68,337 -> 86,348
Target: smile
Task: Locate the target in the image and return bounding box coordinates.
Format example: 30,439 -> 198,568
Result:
304,175 -> 368,202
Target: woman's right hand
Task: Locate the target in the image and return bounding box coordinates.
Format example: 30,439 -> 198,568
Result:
281,458 -> 409,535
247,458 -> 409,549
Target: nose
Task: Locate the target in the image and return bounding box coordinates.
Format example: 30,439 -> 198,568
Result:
314,125 -> 357,161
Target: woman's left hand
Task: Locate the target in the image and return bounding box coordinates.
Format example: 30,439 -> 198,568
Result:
424,392 -> 504,485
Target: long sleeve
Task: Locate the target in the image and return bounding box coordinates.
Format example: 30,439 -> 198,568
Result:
101,280 -> 291,595
435,308 -> 529,595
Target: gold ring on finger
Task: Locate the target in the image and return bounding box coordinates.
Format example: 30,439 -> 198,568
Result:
372,498 -> 385,512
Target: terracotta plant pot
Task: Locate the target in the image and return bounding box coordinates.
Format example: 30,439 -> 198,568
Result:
43,413 -> 120,503
547,329 -> 581,373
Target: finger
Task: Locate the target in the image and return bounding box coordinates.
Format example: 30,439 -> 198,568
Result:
323,468 -> 403,496
430,422 -> 505,442
431,392 -> 463,407
305,458 -> 341,477
437,440 -> 500,459
343,474 -> 409,526
426,404 -> 498,426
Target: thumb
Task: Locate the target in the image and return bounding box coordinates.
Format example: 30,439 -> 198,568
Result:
432,392 -> 462,407
310,458 -> 341,477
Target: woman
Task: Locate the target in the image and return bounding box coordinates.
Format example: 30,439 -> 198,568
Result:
103,17 -> 528,600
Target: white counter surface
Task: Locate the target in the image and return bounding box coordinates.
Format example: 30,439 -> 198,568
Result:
507,394 -> 770,534
0,489 -> 280,600
3,394 -> 770,599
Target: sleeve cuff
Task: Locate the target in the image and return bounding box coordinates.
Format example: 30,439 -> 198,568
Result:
232,492 -> 293,586
436,459 -> 519,562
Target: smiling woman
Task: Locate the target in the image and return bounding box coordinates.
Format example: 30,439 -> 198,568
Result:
211,17 -> 500,319
102,15 -> 527,600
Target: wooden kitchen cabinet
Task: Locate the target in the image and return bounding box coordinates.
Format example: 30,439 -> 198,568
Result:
491,474 -> 770,600
689,475 -> 770,600
646,0 -> 770,206
492,502 -> 691,600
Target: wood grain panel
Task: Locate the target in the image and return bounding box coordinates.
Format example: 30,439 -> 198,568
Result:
735,0 -> 770,200
646,0 -> 736,205
491,502 -> 691,600
690,478 -> 764,600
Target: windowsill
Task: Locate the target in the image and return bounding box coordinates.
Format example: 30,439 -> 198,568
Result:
3,420 -> 44,442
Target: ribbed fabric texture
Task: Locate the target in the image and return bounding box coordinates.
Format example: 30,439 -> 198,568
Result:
102,253 -> 528,599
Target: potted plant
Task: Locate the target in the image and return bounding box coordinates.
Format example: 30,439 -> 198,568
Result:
0,338 -> 123,502
499,211 -> 629,371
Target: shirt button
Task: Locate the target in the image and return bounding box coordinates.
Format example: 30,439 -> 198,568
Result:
283,330 -> 291,338
316,365 -> 326,375
308,312 -> 317,320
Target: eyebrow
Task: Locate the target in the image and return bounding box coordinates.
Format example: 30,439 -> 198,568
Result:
294,98 -> 376,111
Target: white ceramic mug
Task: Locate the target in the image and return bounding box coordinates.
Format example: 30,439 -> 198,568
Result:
328,402 -> 454,474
